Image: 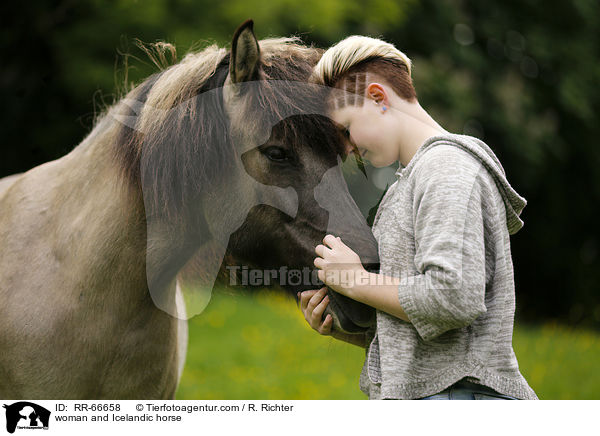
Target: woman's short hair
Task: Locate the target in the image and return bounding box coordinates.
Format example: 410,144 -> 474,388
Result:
311,35 -> 417,108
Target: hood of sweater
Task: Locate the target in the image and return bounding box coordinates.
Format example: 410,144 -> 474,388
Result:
395,132 -> 527,235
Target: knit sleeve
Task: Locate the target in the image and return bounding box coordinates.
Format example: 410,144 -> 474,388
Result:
397,146 -> 488,342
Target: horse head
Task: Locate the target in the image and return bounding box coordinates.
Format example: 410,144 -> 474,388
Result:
216,20 -> 380,333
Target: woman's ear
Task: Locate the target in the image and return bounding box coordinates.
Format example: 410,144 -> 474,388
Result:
366,83 -> 389,107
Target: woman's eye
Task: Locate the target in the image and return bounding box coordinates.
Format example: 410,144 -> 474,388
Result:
263,146 -> 289,162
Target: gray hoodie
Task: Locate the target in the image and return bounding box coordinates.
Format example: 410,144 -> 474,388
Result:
360,133 -> 538,400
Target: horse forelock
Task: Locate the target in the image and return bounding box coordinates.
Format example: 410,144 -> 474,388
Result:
232,38 -> 345,160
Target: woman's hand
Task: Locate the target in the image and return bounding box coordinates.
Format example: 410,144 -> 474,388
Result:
298,286 -> 369,348
313,234 -> 368,298
298,286 -> 333,336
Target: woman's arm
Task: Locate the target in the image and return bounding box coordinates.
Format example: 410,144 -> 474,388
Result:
312,236 -> 411,322
345,272 -> 410,322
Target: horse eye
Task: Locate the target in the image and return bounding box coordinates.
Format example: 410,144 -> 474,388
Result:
263,146 -> 289,162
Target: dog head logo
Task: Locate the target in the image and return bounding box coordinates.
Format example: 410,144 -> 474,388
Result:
3,402 -> 50,433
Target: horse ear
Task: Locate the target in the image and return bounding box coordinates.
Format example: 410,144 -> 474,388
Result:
229,18 -> 260,84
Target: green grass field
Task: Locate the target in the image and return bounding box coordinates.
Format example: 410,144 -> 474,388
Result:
175,288 -> 600,400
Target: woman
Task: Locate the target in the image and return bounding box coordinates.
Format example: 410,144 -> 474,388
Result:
298,35 -> 538,400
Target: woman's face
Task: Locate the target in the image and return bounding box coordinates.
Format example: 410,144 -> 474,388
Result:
328,97 -> 399,168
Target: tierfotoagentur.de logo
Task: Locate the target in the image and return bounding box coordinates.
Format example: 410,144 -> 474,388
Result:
2,402 -> 50,434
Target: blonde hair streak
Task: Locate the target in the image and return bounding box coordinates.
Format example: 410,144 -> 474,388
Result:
312,35 -> 412,86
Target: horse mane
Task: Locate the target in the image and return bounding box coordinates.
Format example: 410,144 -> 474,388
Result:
98,37 -> 342,223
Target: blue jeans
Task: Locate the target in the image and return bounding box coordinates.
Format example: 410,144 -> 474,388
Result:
417,378 -> 520,400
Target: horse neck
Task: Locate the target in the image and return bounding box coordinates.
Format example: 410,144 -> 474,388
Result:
58,116 -> 194,309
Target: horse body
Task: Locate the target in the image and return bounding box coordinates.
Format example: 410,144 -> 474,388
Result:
0,119 -> 183,398
0,174 -> 20,197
